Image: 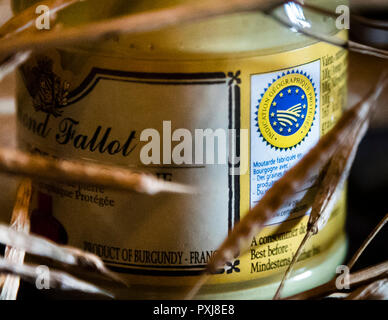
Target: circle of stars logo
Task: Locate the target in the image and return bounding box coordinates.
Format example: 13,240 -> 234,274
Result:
270,86 -> 307,136
255,70 -> 317,150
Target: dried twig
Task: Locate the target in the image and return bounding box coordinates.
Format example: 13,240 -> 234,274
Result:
308,127 -> 367,233
0,147 -> 194,195
273,114 -> 370,299
183,273 -> 210,301
0,179 -> 32,300
0,257 -> 113,298
285,261 -> 388,300
185,74 -> 388,300
0,51 -> 31,82
348,41 -> 388,60
0,0 -> 81,39
273,74 -> 387,299
345,279 -> 388,300
0,0 -> 283,57
347,213 -> 388,270
0,223 -> 124,285
350,0 -> 388,11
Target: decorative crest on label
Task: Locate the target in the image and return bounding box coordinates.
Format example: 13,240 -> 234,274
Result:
27,57 -> 70,118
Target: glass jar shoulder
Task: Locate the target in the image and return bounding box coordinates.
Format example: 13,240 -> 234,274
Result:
12,0 -> 345,60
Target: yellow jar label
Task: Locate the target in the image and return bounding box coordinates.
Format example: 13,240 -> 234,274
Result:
16,35 -> 347,289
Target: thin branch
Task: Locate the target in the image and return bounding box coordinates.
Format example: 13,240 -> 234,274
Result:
285,261 -> 388,300
345,279 -> 388,300
347,213 -> 388,270
0,147 -> 194,195
273,228 -> 315,300
0,0 -> 81,39
184,274 -> 210,301
0,51 -> 31,82
0,223 -> 124,286
349,41 -> 388,60
274,119 -> 369,299
0,179 -> 32,300
0,257 -> 113,298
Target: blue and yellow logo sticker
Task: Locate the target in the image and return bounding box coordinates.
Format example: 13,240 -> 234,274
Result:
255,70 -> 317,150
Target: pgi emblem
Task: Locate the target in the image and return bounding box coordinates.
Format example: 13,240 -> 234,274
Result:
255,70 -> 316,150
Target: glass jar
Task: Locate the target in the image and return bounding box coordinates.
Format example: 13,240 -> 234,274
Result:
13,0 -> 348,299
